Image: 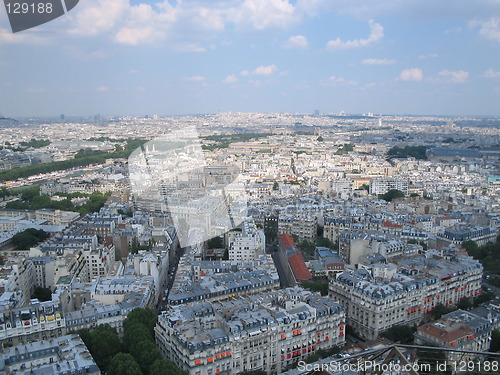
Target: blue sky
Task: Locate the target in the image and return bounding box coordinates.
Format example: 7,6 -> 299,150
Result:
1,0 -> 500,117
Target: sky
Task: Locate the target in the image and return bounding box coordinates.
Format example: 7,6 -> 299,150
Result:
0,0 -> 500,117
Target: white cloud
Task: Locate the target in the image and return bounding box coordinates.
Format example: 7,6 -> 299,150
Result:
400,68 -> 423,81
362,58 -> 396,65
174,43 -> 207,52
283,35 -> 308,48
240,70 -> 250,76
69,0 -> 175,45
438,69 -> 469,83
114,26 -> 166,45
327,20 -> 384,49
68,0 -> 130,36
228,0 -> 298,30
128,69 -> 139,74
253,64 -> 278,76
328,76 -> 345,84
418,53 -> 438,59
223,74 -> 238,84
0,29 -> 49,45
323,76 -> 358,86
96,86 -> 110,92
470,17 -> 500,42
184,76 -> 206,82
484,68 -> 500,79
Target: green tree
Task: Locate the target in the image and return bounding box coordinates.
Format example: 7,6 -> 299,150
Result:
462,240 -> 479,253
457,297 -> 472,311
11,228 -> 49,249
0,187 -> 10,198
124,308 -> 157,337
78,329 -> 92,349
90,325 -> 122,372
380,325 -> 416,344
21,185 -> 41,200
273,181 -> 279,190
130,237 -> 139,254
316,136 -> 324,142
491,330 -> 500,352
379,189 -> 405,202
430,304 -> 454,320
123,322 -> 152,351
149,360 -> 187,375
317,238 -> 337,249
207,236 -> 224,249
301,280 -> 329,296
130,341 -> 162,374
387,145 -> 427,160
108,353 -> 143,375
31,286 -> 52,302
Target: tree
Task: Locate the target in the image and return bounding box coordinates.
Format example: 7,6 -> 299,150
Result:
360,184 -> 369,191
387,145 -> 427,160
130,341 -> 162,374
123,322 -> 152,351
317,238 -> 337,249
491,330 -> 500,352
457,297 -> 472,311
130,237 -> 139,254
0,187 -> 10,198
11,228 -> 49,249
207,236 -> 224,249
108,353 -> 143,375
462,240 -> 479,253
149,360 -> 187,375
316,136 -> 324,142
273,181 -> 279,190
90,325 -> 122,372
430,304 -> 454,320
20,185 -> 41,200
379,189 -> 405,202
124,308 -> 157,336
380,325 -> 416,344
301,280 -> 329,296
31,286 -> 52,302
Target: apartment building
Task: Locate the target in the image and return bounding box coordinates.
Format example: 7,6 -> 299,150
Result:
0,334 -> 100,375
227,217 -> 264,261
415,309 -> 493,362
156,287 -> 345,375
0,299 -> 65,346
329,254 -> 483,339
83,245 -> 116,282
369,177 -> 409,196
437,225 -> 497,247
278,214 -> 317,242
0,258 -> 35,307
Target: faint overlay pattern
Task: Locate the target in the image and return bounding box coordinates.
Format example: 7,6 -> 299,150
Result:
128,127 -> 248,248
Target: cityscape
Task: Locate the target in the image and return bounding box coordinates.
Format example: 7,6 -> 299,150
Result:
0,112 -> 498,375
1,0 -> 500,375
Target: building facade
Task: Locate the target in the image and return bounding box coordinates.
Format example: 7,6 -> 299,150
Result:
156,288 -> 345,375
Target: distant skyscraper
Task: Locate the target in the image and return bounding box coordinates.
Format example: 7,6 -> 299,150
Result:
60,114 -> 65,120
314,109 -> 320,116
